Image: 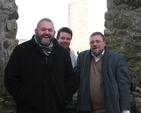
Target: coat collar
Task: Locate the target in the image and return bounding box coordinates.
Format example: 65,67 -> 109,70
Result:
29,35 -> 61,67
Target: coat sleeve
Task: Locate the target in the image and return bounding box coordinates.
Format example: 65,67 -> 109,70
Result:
4,47 -> 24,104
116,54 -> 131,110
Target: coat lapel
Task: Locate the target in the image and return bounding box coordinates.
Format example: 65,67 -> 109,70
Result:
80,50 -> 91,111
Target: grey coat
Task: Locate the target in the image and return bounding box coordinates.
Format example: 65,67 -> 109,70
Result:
75,47 -> 130,113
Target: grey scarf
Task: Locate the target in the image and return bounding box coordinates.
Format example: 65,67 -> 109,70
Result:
34,35 -> 53,56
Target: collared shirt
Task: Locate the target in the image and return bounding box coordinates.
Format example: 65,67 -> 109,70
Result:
91,50 -> 105,62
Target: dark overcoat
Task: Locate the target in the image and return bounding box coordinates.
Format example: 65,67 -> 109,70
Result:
75,47 -> 130,113
4,36 -> 78,113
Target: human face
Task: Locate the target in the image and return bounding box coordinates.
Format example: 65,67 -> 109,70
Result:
90,35 -> 106,56
34,20 -> 56,46
57,32 -> 72,49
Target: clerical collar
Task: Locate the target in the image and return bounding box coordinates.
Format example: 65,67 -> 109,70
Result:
91,49 -> 105,62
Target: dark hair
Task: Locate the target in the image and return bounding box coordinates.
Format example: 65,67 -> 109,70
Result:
56,27 -> 73,39
36,18 -> 54,29
90,31 -> 105,41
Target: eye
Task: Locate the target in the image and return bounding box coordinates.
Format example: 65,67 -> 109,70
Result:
41,28 -> 46,31
96,40 -> 102,43
90,40 -> 103,44
48,29 -> 53,32
67,38 -> 71,40
60,37 -> 65,40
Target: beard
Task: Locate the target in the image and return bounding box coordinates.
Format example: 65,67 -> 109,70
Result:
93,49 -> 103,56
36,34 -> 53,46
40,38 -> 51,46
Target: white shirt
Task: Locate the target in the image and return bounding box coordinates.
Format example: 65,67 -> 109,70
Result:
91,50 -> 105,62
70,50 -> 77,68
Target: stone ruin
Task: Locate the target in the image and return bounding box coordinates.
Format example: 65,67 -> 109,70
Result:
0,0 -> 141,112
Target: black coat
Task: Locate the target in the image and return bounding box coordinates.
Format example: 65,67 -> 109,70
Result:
4,36 -> 78,113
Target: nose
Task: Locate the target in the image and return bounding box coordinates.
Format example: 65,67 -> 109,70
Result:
45,30 -> 49,34
93,42 -> 98,45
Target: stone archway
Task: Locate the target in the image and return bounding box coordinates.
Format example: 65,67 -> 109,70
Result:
0,0 -> 141,112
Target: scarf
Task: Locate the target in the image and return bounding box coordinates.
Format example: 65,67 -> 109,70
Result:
34,35 -> 53,56
67,47 -> 71,53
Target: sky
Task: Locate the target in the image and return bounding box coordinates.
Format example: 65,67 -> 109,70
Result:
15,0 -> 107,40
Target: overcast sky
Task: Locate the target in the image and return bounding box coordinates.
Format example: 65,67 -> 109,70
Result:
15,0 -> 107,40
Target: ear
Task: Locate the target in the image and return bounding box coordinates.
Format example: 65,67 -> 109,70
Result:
54,30 -> 56,35
104,40 -> 106,46
34,29 -> 37,34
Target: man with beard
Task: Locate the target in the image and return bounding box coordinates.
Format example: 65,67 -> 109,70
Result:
4,18 -> 79,113
75,32 -> 130,113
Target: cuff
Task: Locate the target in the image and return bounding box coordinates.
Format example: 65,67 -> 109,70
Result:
122,110 -> 130,113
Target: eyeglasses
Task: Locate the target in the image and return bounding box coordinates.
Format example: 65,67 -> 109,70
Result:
90,40 -> 104,44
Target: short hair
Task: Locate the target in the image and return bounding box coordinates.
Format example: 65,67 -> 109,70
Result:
90,31 -> 105,41
36,18 -> 54,29
56,27 -> 73,39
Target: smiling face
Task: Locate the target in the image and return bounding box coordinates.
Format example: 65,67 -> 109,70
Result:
34,20 -> 56,46
89,34 -> 106,56
57,32 -> 72,49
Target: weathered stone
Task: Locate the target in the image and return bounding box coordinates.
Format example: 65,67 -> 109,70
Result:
104,28 -> 112,36
4,20 -> 17,39
123,0 -> 141,9
135,98 -> 141,113
114,0 -> 121,6
0,0 -> 18,112
0,13 -> 5,33
113,17 -> 130,29
9,11 -> 18,20
105,0 -> 141,112
116,30 -> 129,36
130,11 -> 141,32
3,39 -> 18,49
105,10 -> 118,20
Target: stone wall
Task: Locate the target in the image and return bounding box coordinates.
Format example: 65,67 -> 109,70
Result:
104,0 -> 141,112
0,0 -> 18,112
0,0 -> 141,112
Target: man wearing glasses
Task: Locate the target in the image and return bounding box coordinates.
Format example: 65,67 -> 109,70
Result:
75,32 -> 131,113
